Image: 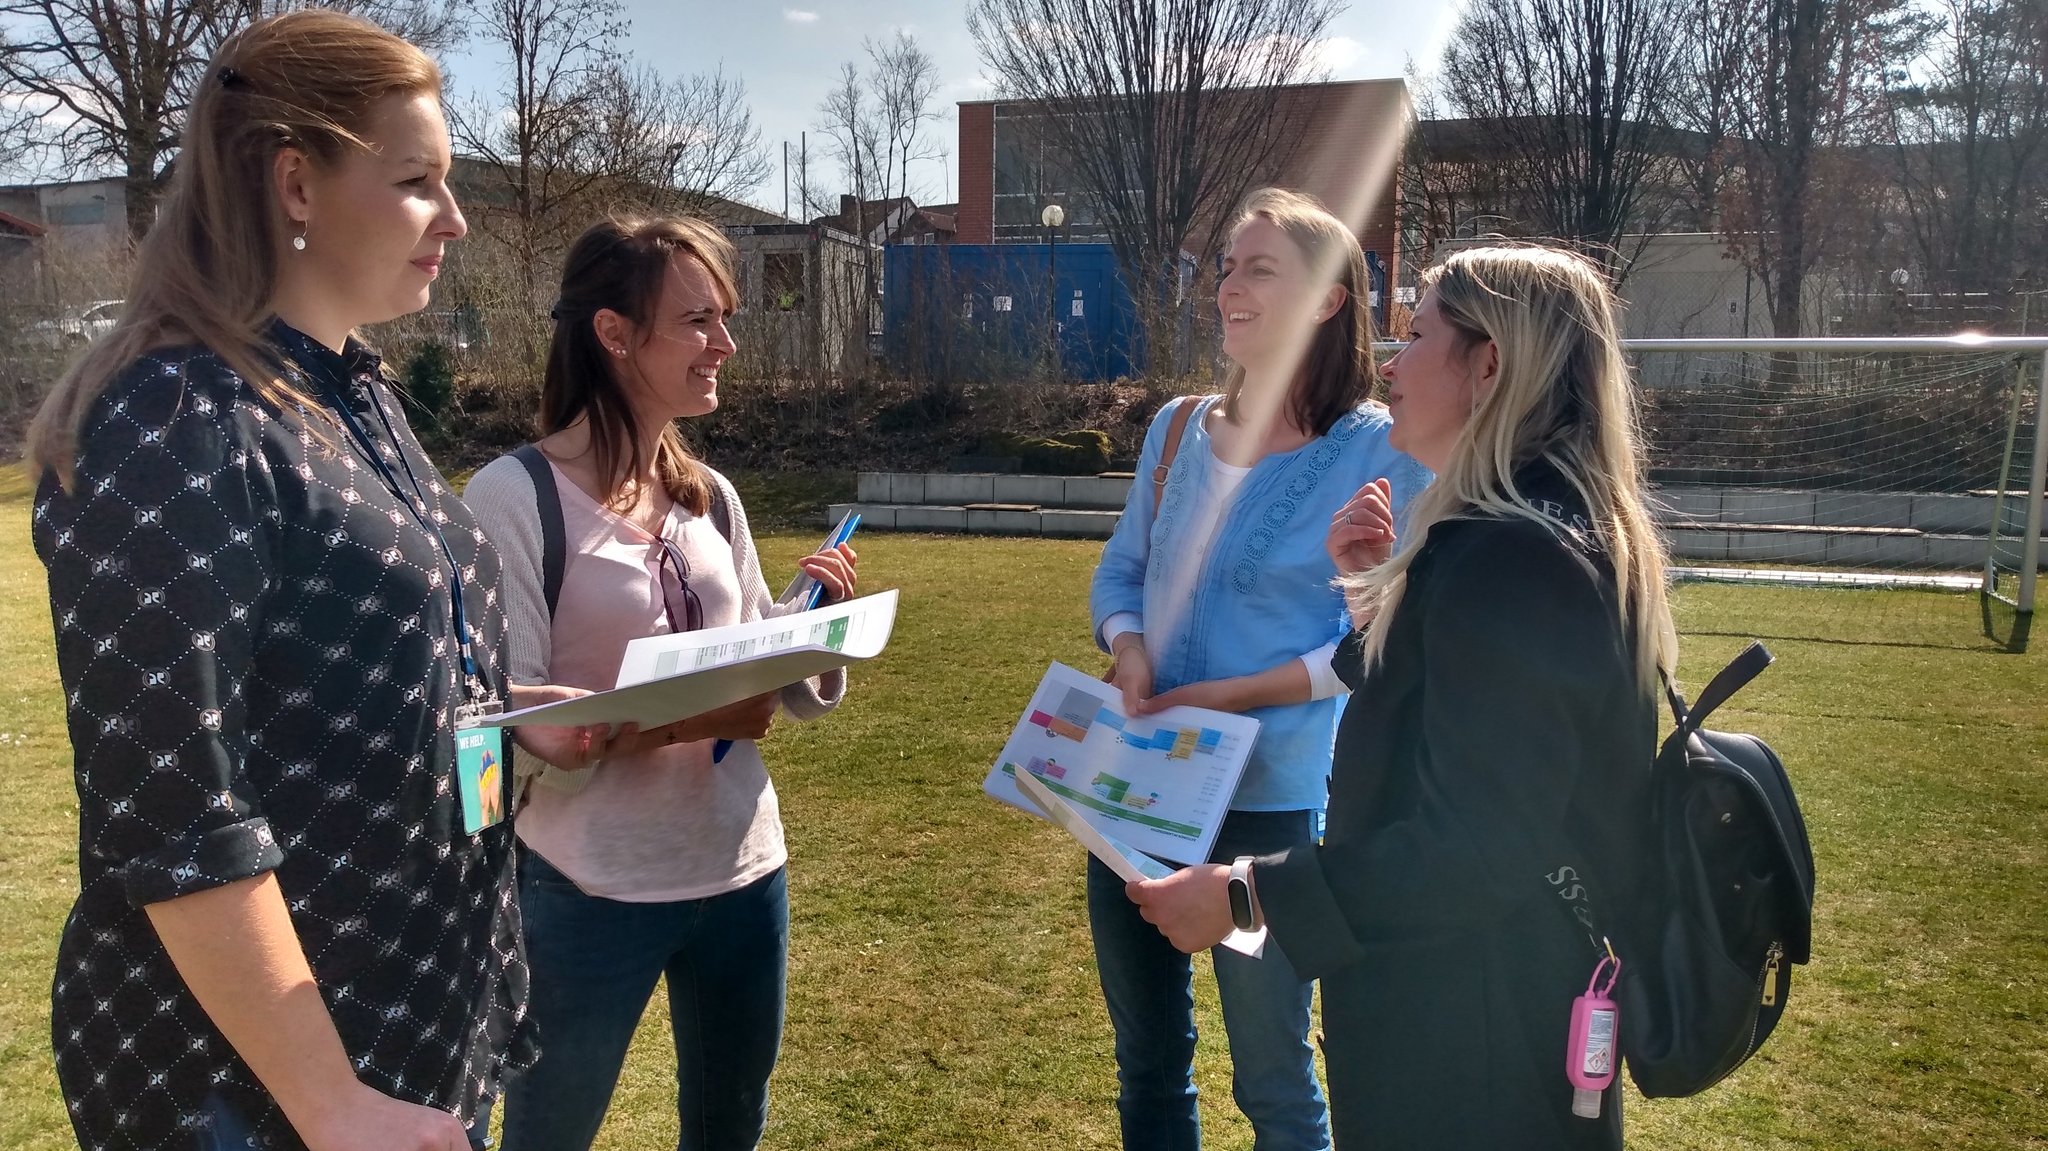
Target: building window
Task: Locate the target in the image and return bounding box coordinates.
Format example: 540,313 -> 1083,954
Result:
763,252 -> 804,311
46,200 -> 106,226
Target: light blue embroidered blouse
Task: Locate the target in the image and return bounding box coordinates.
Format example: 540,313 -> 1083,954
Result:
1090,395 -> 1431,812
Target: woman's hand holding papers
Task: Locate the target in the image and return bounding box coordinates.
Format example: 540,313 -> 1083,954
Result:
507,683 -> 617,770
798,543 -> 859,604
1127,865 -> 1238,955
509,687 -> 779,767
606,692 -> 779,757
1106,634 -> 1154,716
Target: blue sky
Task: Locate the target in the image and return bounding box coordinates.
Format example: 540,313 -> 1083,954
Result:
441,0 -> 1462,217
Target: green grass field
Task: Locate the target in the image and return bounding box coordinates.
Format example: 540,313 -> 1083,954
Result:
0,464 -> 2042,1149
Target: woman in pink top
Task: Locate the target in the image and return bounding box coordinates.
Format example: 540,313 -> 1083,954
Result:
464,215 -> 857,1151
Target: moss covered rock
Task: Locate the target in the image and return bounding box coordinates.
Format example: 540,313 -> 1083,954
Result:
978,430 -> 1111,475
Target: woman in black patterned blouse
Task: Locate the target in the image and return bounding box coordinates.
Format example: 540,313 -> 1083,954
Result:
28,12 -> 534,1151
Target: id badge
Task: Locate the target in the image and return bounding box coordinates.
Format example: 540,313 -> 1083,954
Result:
455,699 -> 508,835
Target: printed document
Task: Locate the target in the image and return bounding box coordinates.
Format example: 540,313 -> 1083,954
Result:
1013,769 -> 1267,958
478,590 -> 897,730
984,662 -> 1258,867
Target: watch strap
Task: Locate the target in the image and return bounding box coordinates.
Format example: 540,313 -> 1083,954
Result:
1227,856 -> 1259,932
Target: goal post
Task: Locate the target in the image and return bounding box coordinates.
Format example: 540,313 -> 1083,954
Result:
1375,334 -> 2048,636
2017,349 -> 2048,615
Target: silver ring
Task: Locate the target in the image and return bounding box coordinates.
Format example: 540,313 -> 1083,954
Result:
1342,511 -> 1354,525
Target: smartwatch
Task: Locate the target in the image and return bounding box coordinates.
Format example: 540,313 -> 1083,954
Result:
1227,856 -> 1261,932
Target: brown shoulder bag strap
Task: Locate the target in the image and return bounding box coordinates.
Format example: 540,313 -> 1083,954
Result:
1151,396 -> 1200,509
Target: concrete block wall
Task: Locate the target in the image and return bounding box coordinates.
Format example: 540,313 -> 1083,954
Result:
842,473 -> 2045,566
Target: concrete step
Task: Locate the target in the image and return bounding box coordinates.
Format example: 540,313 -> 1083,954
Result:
857,471 -> 2038,536
829,502 -> 1120,538
1660,487 -> 2032,536
857,472 -> 1132,511
832,502 -> 2037,567
1665,523 -> 2020,568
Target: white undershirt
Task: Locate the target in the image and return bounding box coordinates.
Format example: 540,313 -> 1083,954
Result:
1103,446 -> 1345,701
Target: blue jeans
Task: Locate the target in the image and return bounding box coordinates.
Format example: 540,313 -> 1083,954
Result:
500,853 -> 789,1151
1087,808 -> 1330,1151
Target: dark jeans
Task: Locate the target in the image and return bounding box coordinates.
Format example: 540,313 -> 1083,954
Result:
500,852 -> 789,1151
1086,808 -> 1330,1151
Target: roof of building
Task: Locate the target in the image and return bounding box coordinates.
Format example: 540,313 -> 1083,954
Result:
913,208 -> 957,235
443,155 -> 792,226
0,174 -> 126,196
810,196 -> 915,234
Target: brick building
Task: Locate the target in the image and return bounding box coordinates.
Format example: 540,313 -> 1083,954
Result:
954,78 -> 1410,284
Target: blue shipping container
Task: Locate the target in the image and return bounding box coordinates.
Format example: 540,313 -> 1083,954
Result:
884,243 -> 1152,383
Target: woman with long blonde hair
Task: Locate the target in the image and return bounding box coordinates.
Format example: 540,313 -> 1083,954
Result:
31,12 -> 531,1149
1133,245 -> 1673,1149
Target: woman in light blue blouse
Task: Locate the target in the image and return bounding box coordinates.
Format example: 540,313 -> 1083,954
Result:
1087,189 -> 1428,1151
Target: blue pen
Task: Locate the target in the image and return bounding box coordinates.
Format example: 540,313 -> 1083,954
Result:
715,513 -> 862,763
801,512 -> 862,611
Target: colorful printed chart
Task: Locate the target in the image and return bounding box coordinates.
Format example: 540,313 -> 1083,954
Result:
984,662 -> 1259,865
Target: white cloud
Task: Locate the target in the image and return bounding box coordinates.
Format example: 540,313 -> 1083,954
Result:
783,9 -> 819,23
1309,36 -> 1366,75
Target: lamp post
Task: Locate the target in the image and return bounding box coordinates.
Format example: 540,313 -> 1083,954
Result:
1043,202 -> 1065,383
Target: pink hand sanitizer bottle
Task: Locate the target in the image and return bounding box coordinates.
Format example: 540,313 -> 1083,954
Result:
1565,947 -> 1621,1119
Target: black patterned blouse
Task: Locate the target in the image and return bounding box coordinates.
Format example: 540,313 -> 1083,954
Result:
32,322 -> 535,1150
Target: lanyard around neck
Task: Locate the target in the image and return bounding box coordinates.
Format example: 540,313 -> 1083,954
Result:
323,375 -> 485,699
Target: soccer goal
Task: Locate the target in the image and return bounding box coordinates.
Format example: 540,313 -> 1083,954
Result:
1620,336 -> 2048,625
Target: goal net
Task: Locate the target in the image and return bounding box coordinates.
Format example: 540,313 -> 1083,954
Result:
1624,338 -> 2046,609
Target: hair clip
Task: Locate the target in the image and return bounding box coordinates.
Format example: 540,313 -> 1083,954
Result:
218,67 -> 245,90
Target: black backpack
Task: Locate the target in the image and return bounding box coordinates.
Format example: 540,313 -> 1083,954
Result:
510,443 -> 731,617
1614,641 -> 1817,1097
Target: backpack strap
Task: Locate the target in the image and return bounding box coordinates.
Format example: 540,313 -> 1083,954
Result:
511,443 -> 566,619
704,469 -> 733,545
1676,641 -> 1774,733
1151,397 -> 1200,509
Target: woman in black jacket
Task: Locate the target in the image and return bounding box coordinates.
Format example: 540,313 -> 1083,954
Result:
1130,245 -> 1676,1150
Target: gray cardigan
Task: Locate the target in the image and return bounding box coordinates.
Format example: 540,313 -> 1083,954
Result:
463,454 -> 846,793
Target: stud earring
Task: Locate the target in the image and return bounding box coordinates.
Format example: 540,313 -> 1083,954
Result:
611,347 -> 625,357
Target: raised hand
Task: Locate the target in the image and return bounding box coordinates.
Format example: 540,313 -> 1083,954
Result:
1326,477 -> 1396,576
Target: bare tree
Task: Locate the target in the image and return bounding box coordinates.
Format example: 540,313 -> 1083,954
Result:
1713,0 -> 1923,337
232,1 -> 464,54
809,32 -> 945,238
1438,0 -> 1688,275
663,67 -> 773,215
574,62 -> 771,220
1666,0 -> 1763,229
867,31 -> 942,210
1883,0 -> 2048,299
810,60 -> 885,223
0,0 -> 463,241
1397,64 -> 1506,265
968,0 -> 1339,360
449,0 -> 627,311
809,60 -> 886,366
0,0 -> 223,239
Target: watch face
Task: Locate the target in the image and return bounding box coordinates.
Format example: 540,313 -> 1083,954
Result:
1227,876 -> 1254,931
